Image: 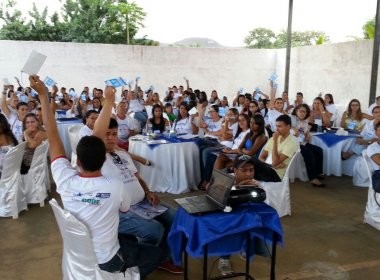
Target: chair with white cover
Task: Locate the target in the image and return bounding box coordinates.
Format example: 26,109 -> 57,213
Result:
68,124 -> 83,166
21,141 -> 49,207
362,150 -> 380,230
0,142 -> 27,219
260,151 -> 300,218
49,199 -> 140,280
288,150 -> 309,183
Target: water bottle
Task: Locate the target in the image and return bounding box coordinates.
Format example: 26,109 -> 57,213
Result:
198,128 -> 205,138
165,125 -> 171,137
317,125 -> 322,133
147,123 -> 153,135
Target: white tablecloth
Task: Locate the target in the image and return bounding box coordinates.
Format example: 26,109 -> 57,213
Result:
310,133 -> 357,176
129,140 -> 200,194
57,120 -> 83,158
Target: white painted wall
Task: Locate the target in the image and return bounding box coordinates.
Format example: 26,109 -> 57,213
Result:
0,39 -> 378,108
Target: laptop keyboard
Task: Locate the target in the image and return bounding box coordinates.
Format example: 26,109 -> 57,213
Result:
186,196 -> 218,212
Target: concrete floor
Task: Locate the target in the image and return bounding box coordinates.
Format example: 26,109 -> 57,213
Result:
1,176 -> 380,280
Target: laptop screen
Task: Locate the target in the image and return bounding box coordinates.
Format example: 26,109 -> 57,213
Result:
207,170 -> 234,205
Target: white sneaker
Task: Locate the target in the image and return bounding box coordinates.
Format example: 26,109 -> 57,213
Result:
218,258 -> 233,275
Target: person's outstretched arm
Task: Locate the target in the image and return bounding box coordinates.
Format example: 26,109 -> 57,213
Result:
92,86 -> 115,140
29,75 -> 65,160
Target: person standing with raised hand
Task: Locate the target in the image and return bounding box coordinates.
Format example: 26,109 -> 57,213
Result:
29,75 -> 163,278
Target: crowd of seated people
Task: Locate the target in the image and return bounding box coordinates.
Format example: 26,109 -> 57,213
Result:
3,74 -> 380,277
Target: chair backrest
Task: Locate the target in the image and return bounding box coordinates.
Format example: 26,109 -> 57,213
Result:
68,124 -> 83,155
1,142 -> 26,181
29,141 -> 49,171
362,150 -> 373,187
49,199 -> 140,280
283,149 -> 301,181
49,198 -> 101,279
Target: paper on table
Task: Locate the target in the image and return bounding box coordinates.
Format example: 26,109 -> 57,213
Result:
129,200 -> 168,219
22,50 -> 47,75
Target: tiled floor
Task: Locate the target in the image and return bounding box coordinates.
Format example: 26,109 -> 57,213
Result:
1,176 -> 380,280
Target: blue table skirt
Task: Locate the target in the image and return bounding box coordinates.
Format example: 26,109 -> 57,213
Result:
167,203 -> 283,265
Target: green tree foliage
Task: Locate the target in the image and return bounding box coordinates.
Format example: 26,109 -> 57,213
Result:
363,17 -> 375,39
244,27 -> 276,49
0,0 -> 156,45
244,27 -> 329,49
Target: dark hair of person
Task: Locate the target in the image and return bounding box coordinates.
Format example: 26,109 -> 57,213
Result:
22,112 -> 42,132
259,99 -> 269,117
234,113 -> 250,139
82,110 -> 99,125
0,114 -> 18,146
276,114 -> 291,126
251,114 -> 265,138
245,93 -> 252,101
16,102 -> 28,110
108,117 -> 118,129
164,103 -> 172,108
76,136 -> 106,172
313,97 -> 327,110
177,102 -> 189,121
372,106 -> 380,113
248,100 -> 259,118
198,91 -> 208,104
210,104 -> 219,114
164,91 -> 174,102
292,104 -> 311,120
149,104 -> 166,132
325,93 -> 334,104
375,122 -> 380,131
296,92 -> 303,97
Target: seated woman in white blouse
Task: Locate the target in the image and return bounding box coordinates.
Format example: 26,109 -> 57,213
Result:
0,114 -> 18,177
172,102 -> 197,135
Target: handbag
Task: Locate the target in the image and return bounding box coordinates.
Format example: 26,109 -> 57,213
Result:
371,169 -> 380,193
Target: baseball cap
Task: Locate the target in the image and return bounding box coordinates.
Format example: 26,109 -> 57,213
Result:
233,154 -> 255,168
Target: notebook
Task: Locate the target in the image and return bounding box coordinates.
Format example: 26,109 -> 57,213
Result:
174,169 -> 235,215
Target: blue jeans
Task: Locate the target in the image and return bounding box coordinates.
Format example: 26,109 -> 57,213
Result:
134,111 -> 148,130
118,206 -> 175,261
98,233 -> 164,278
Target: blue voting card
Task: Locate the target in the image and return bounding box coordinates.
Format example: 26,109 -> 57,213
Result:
105,77 -> 127,88
43,76 -> 56,87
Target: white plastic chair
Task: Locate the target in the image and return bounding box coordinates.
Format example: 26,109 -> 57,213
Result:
68,124 -> 83,166
362,150 -> 380,230
288,149 -> 309,182
0,142 -> 27,219
49,199 -> 140,280
260,151 -> 301,218
21,141 -> 49,207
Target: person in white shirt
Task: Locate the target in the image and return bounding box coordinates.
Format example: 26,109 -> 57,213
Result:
172,102 -> 196,135
116,101 -> 138,150
324,93 -> 337,126
1,87 -> 28,143
79,110 -> 99,138
29,75 -> 163,278
367,96 -> 380,115
93,94 -> 183,274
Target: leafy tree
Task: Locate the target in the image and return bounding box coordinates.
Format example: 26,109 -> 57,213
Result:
62,0 -> 145,44
244,27 -> 276,49
0,0 -> 150,45
273,30 -> 330,48
363,17 -> 375,39
244,27 -> 329,49
0,0 -> 31,40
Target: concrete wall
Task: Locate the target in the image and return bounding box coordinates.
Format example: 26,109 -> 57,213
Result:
0,39 -> 377,108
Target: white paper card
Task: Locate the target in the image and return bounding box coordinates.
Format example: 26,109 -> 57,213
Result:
188,107 -> 197,115
22,50 -> 47,75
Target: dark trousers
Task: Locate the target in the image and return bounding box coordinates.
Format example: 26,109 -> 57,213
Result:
99,233 -> 164,279
300,143 -> 323,180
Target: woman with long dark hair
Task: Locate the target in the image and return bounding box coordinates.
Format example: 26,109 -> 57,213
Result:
147,104 -> 169,133
0,114 -> 18,176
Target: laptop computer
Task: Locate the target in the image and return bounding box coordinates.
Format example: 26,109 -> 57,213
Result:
174,169 -> 235,215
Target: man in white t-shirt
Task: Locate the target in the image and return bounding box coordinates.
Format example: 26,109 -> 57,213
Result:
94,94 -> 182,274
30,76 -> 163,278
116,101 -> 138,150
